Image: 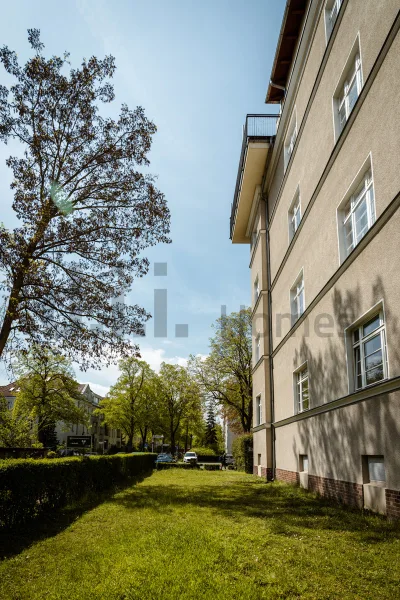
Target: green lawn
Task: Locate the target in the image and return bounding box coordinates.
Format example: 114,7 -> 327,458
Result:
1,469 -> 399,599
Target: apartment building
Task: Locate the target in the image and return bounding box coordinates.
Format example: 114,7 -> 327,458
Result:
230,0 -> 400,517
0,381 -> 122,452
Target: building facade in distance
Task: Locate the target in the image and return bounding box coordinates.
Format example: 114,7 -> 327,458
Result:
0,381 -> 121,452
230,0 -> 400,517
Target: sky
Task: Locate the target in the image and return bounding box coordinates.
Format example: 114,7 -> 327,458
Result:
0,0 -> 285,395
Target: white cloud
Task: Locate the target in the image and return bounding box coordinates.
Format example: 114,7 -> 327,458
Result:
76,345 -> 191,397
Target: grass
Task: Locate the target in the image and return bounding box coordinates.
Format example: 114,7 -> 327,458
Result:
0,469 -> 399,599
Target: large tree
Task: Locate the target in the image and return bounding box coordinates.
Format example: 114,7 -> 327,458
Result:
97,357 -> 156,450
0,396 -> 32,447
13,346 -> 87,446
0,30 -> 170,368
189,308 -> 252,432
158,363 -> 202,453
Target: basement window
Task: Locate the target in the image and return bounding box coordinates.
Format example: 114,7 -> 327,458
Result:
300,454 -> 309,472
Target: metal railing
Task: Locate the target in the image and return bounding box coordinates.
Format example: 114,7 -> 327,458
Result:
230,114 -> 279,239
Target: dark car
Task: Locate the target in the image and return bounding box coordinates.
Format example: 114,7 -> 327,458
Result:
156,453 -> 175,463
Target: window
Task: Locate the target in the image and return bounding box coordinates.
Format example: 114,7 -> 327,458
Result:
295,365 -> 310,413
284,109 -> 297,171
334,46 -> 362,136
253,276 -> 260,305
257,454 -> 262,466
288,187 -> 301,241
255,334 -> 261,363
290,271 -> 305,324
352,312 -> 387,390
342,170 -> 375,257
325,0 -> 342,40
367,456 -> 385,483
300,454 -> 309,472
256,394 -> 262,425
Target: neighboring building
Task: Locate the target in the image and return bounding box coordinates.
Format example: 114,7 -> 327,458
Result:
230,0 -> 400,517
0,381 -> 121,451
223,416 -> 239,454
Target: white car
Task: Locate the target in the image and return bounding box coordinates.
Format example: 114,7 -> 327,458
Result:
183,451 -> 198,464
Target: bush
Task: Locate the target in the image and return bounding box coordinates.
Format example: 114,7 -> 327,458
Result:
46,451 -> 58,459
232,435 -> 253,473
156,462 -> 196,470
190,447 -> 216,456
0,453 -> 156,530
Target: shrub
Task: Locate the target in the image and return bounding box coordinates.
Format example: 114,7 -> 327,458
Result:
232,434 -> 253,473
0,453 -> 156,530
46,451 -> 58,459
190,447 -> 216,456
156,462 -> 196,470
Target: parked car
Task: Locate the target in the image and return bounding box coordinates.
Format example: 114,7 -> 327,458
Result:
156,453 -> 175,463
183,451 -> 198,464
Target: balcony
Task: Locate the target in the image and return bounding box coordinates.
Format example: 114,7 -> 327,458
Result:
230,114 -> 279,243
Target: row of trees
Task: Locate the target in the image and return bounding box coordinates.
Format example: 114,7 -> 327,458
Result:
0,307 -> 252,452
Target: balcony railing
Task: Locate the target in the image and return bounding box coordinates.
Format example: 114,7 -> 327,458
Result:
230,114 -> 279,239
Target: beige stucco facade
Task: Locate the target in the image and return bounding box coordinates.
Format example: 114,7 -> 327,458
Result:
230,0 -> 400,516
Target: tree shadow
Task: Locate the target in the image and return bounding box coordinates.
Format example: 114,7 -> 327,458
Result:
290,274 -> 400,510
108,474 -> 400,543
0,474 -> 147,560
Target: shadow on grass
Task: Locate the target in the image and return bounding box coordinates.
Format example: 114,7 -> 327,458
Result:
110,474 -> 400,544
0,474 -> 147,561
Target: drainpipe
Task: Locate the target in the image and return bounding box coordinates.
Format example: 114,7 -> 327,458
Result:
263,189 -> 275,482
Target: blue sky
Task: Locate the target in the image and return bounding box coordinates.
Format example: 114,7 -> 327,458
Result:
0,0 -> 284,394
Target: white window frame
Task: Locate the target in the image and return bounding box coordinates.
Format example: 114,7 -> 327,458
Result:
255,394 -> 262,426
290,269 -> 305,325
324,0 -> 342,41
255,333 -> 261,364
284,108 -> 297,171
294,363 -> 310,414
342,170 -> 375,257
352,311 -> 388,391
253,276 -> 260,306
333,36 -> 363,140
336,155 -> 376,264
288,186 -> 301,242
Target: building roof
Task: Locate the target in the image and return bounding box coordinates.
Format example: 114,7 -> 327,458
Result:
265,0 -> 308,103
0,381 -> 101,400
0,382 -> 18,397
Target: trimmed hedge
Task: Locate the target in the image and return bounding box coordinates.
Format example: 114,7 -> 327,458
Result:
232,434 -> 253,473
156,462 -> 196,470
0,453 -> 156,530
197,454 -> 221,463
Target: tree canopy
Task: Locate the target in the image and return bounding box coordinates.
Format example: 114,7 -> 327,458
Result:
97,357 -> 158,450
189,308 -> 252,432
0,29 -> 170,369
13,346 -> 87,446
